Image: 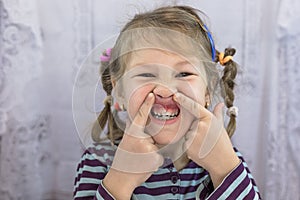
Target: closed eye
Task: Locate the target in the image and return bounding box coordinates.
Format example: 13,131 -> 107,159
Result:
137,73 -> 155,77
175,72 -> 195,78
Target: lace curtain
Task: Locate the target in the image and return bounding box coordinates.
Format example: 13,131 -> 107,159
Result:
264,0 -> 300,198
0,0 -> 299,199
0,0 -> 50,199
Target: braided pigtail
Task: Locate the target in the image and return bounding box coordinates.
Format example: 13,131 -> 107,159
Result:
92,49 -> 123,144
218,48 -> 237,137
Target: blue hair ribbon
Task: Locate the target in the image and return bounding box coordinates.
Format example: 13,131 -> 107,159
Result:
203,24 -> 216,61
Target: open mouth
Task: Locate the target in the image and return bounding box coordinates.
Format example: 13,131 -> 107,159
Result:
150,103 -> 180,121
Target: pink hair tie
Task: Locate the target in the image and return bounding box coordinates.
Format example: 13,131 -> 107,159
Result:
100,48 -> 112,62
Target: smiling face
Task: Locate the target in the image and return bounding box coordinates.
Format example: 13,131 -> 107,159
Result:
114,49 -> 209,145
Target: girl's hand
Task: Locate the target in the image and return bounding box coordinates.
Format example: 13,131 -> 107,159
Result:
174,92 -> 240,188
103,93 -> 164,199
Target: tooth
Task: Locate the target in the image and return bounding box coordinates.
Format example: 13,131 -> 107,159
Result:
152,109 -> 179,120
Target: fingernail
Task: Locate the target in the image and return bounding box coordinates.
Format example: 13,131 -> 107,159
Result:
173,93 -> 178,101
220,103 -> 225,113
147,93 -> 154,101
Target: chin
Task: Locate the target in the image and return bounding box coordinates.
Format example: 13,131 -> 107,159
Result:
151,130 -> 185,145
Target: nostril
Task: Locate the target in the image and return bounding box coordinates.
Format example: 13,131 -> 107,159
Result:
154,94 -> 173,99
153,85 -> 177,99
154,93 -> 174,101
155,94 -> 164,99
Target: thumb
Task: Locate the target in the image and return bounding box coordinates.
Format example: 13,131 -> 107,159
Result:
213,103 -> 225,121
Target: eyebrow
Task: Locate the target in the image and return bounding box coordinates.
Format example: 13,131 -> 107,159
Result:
174,61 -> 191,67
131,60 -> 192,68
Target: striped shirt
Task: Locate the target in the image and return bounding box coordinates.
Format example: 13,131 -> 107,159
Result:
74,141 -> 261,199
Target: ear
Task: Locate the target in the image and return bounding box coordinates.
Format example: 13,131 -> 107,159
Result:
111,77 -> 116,88
111,78 -> 126,109
205,89 -> 211,105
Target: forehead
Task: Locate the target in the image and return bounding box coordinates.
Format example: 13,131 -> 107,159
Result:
115,27 -> 212,69
127,49 -> 200,70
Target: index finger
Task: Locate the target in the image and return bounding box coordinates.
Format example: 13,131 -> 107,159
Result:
131,92 -> 155,129
173,92 -> 208,119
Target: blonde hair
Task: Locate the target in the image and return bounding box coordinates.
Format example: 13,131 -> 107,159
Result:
92,5 -> 238,144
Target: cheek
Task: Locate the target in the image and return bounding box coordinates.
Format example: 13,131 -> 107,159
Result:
124,84 -> 155,120
177,80 -> 207,105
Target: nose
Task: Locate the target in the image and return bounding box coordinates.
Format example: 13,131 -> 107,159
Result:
152,85 -> 176,100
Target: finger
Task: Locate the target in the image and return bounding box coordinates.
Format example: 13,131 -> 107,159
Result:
173,92 -> 209,119
130,92 -> 154,129
182,120 -> 199,155
125,113 -> 153,140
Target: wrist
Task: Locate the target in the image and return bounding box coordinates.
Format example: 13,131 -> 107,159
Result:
202,131 -> 241,188
207,154 -> 240,188
103,169 -> 136,200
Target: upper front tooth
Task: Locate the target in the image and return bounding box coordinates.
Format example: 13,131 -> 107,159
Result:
155,112 -> 162,116
165,112 -> 171,116
153,108 -> 179,116
165,112 -> 173,116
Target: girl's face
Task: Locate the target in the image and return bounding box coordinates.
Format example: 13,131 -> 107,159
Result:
115,49 -> 208,145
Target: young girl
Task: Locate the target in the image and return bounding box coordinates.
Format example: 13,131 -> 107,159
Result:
74,5 -> 261,200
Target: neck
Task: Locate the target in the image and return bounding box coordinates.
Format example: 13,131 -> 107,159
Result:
173,153 -> 190,171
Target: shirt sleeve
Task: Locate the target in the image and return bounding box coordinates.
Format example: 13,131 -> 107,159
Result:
205,148 -> 261,200
73,146 -> 116,200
